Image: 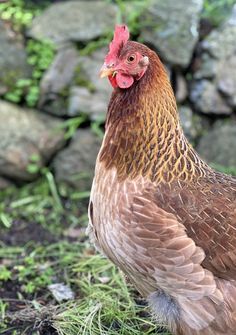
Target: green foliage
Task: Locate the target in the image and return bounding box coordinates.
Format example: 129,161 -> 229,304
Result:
202,0 -> 236,26
0,266 -> 12,282
115,0 -> 149,35
16,259 -> 54,294
0,1 -> 55,107
77,0 -> 149,59
0,170 -> 89,236
60,115 -> 88,139
4,39 -> 55,107
115,0 -> 236,30
0,0 -> 40,30
91,119 -> 105,139
0,213 -> 11,228
73,65 -> 96,92
27,39 -> 55,73
0,243 -> 81,295
0,299 -> 8,330
80,36 -> 112,56
0,299 -> 8,317
26,153 -> 41,174
211,163 -> 236,175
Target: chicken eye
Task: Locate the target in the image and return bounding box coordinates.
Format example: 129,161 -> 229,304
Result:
127,54 -> 136,63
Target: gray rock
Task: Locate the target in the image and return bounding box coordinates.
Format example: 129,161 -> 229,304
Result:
179,106 -> 203,141
176,72 -> 188,103
68,47 -> 111,120
141,0 -> 203,67
201,8 -> 236,60
53,129 -> 101,190
48,283 -> 75,302
193,53 -> 218,80
0,100 -> 65,181
197,122 -> 236,167
39,45 -> 79,116
192,5 -> 236,112
0,20 -> 31,94
77,47 -> 112,95
28,1 -> 117,45
201,25 -> 236,60
228,4 -> 236,25
40,45 -> 79,99
217,55 -> 236,108
39,46 -> 112,118
0,177 -> 13,190
190,80 -> 232,115
68,86 -> 107,121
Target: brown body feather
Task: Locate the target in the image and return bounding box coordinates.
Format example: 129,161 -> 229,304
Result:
88,41 -> 236,334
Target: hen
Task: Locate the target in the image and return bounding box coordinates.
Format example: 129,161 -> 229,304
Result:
88,25 -> 236,335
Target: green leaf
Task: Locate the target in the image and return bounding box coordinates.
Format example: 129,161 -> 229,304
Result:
0,213 -> 11,228
0,266 -> 12,281
4,91 -> 21,103
27,163 -> 40,174
30,153 -> 41,163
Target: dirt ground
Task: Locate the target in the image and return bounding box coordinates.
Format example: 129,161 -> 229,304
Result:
1,220 -> 62,334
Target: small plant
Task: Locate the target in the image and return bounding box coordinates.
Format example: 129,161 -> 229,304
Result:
0,167 -> 89,236
16,260 -> 54,294
115,0 -> 149,35
4,39 -> 55,107
25,38 -> 55,107
0,212 -> 11,228
60,115 -> 88,139
0,0 -> 39,30
0,299 -> 8,331
0,1 -> 55,107
91,119 -> 105,139
79,36 -> 112,56
202,0 -> 236,26
26,153 -> 41,174
0,266 -> 12,282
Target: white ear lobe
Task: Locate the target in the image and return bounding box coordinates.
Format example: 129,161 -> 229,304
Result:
140,56 -> 149,67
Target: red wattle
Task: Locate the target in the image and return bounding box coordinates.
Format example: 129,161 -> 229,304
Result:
108,75 -> 118,88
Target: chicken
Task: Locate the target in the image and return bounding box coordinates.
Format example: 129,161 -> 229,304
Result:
88,25 -> 236,335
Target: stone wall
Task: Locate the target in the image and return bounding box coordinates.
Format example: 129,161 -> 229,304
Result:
0,0 -> 235,190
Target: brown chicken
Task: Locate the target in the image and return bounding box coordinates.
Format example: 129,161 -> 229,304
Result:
88,25 -> 236,335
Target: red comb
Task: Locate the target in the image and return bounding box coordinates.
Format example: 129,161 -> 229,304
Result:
105,25 -> 130,63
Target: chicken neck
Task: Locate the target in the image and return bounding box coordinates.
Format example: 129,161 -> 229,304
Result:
99,54 -> 209,183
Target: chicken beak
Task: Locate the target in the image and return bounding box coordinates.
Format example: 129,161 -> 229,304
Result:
99,64 -> 115,78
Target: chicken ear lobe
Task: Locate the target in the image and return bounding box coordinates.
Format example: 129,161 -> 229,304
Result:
116,73 -> 134,89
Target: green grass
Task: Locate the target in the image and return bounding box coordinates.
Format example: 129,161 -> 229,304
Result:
0,170 -> 89,234
0,174 -> 160,335
0,0 -> 56,107
211,163 -> 236,176
53,253 -> 158,335
0,241 -> 158,335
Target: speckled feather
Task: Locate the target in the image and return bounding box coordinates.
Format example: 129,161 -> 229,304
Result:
88,40 -> 236,334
